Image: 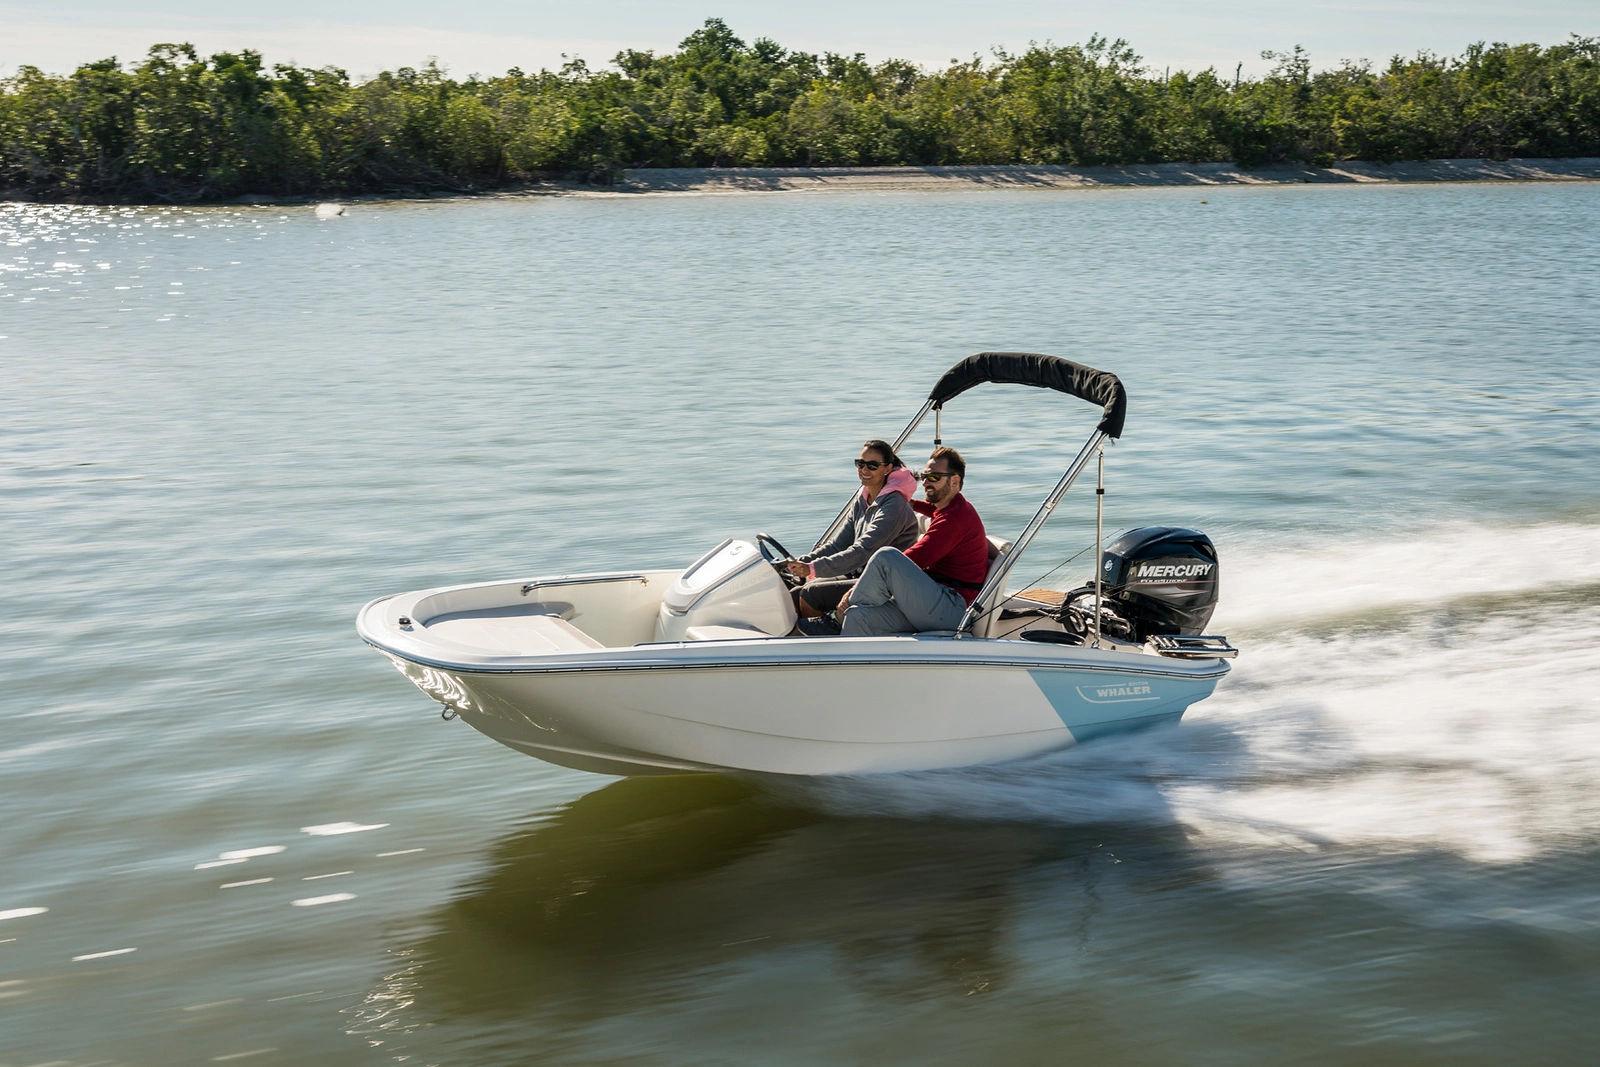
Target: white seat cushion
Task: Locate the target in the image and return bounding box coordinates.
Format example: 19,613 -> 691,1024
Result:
529,615 -> 606,651
972,538 -> 1014,638
424,610 -> 603,653
684,625 -> 770,642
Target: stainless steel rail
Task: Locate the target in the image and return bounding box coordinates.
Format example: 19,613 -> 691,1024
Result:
957,430 -> 1108,636
522,573 -> 649,596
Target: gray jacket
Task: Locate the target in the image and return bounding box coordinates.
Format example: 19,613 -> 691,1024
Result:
801,488 -> 920,579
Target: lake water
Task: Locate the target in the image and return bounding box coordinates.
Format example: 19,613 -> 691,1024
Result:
3,181 -> 1599,1064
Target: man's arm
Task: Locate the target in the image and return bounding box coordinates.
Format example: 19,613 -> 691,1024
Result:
903,511 -> 957,572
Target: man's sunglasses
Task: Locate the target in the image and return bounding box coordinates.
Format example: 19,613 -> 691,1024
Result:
853,459 -> 886,471
915,470 -> 953,483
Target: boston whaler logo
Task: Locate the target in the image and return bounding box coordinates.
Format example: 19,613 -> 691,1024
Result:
1075,681 -> 1157,703
1132,561 -> 1213,582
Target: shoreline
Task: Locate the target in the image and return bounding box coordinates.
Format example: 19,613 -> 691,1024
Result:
7,158 -> 1600,206
602,158 -> 1600,196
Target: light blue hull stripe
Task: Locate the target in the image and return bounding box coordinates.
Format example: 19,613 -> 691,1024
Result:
1027,669 -> 1202,742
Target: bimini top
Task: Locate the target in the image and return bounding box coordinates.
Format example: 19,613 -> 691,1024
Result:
929,352 -> 1127,439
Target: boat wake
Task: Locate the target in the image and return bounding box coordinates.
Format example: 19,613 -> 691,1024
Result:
769,519 -> 1600,865
1217,516 -> 1600,632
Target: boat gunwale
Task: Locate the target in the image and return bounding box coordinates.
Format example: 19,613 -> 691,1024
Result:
360,632 -> 1232,681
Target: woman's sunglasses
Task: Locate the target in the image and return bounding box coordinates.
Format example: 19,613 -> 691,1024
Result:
853,459 -> 886,471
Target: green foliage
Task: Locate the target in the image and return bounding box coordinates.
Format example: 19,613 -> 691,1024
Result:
2,23 -> 1597,200
998,37 -> 1155,165
900,60 -> 1010,164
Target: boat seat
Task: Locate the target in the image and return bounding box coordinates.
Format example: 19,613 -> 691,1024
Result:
432,610 -> 606,654
982,535 -> 1012,587
684,624 -> 770,642
970,537 -> 1014,638
530,615 -> 607,652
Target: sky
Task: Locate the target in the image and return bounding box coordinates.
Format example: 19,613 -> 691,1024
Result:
2,1 -> 1594,79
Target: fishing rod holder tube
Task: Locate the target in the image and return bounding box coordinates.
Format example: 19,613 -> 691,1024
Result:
1093,444 -> 1105,647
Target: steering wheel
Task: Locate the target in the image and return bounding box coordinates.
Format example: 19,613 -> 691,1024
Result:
755,532 -> 805,588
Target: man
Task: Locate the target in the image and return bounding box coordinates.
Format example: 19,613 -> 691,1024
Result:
838,446 -> 989,637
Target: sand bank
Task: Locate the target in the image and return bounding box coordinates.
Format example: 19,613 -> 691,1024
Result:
597,158 -> 1600,196
18,157 -> 1594,206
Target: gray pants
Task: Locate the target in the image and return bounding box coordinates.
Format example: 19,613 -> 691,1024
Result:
841,548 -> 969,637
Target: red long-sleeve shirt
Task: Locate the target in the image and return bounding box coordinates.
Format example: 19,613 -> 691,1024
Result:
906,494 -> 990,603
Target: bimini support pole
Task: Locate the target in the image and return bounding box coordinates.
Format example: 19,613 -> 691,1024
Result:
1092,444 -> 1105,647
812,399 -> 936,552
957,429 -> 1108,636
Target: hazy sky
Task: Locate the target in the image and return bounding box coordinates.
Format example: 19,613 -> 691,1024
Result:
3,1 -> 1594,79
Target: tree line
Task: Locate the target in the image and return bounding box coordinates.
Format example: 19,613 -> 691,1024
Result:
3,20 -> 1598,201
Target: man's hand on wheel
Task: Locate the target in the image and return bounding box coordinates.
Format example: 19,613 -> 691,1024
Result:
784,560 -> 810,580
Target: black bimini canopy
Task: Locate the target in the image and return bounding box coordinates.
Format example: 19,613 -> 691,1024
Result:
928,352 -> 1127,439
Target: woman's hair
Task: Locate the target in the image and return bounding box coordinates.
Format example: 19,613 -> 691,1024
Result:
862,439 -> 903,468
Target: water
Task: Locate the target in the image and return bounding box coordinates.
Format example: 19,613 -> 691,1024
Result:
3,182 -> 1599,1064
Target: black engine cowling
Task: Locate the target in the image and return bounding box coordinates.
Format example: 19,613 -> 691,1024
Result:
1096,527 -> 1219,641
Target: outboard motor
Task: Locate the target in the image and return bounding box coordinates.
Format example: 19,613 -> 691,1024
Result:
1098,527 -> 1220,641
1049,526 -> 1221,646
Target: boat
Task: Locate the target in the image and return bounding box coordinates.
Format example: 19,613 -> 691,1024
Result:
356,352 -> 1237,777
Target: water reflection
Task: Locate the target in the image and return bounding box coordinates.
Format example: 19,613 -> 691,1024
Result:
369,771 -> 1600,1063
374,774 -> 1202,1044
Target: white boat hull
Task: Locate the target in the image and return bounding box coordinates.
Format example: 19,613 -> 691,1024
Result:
367,588 -> 1227,776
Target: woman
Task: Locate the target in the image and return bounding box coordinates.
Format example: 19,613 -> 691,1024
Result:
786,439 -> 921,624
